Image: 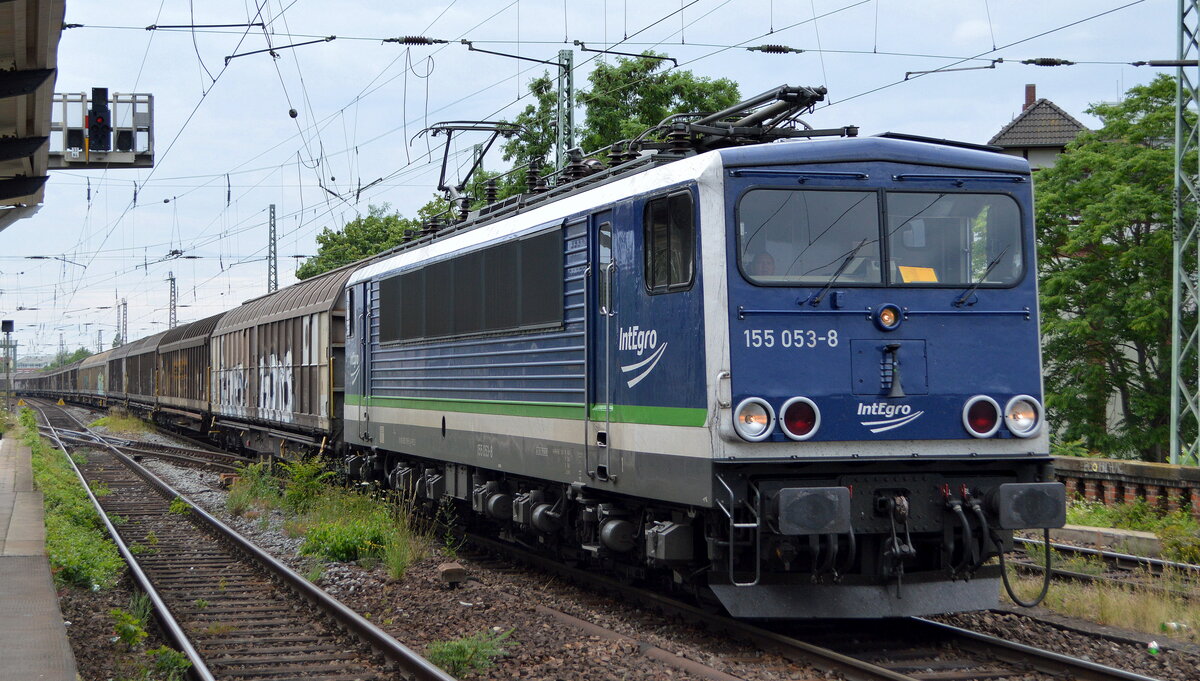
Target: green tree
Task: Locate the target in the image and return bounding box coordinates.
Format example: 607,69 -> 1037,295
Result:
1036,75 -> 1192,461
295,205 -> 418,280
43,347 -> 92,370
577,53 -> 740,153
500,73 -> 556,174
501,54 -> 741,176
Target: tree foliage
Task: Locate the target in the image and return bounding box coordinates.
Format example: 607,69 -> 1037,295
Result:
577,54 -> 739,153
1035,75 -> 1193,461
501,54 -> 741,173
295,205 -> 418,280
501,73 -> 556,171
43,347 -> 92,370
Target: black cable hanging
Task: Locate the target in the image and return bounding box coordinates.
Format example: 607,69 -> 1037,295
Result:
993,527 -> 1052,608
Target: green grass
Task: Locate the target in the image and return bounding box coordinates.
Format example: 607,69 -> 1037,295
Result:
20,408 -> 124,589
1066,497 -> 1200,535
297,489 -> 432,576
1008,568 -> 1200,643
146,645 -> 192,681
226,462 -> 281,516
425,629 -> 514,677
88,409 -> 151,435
281,458 -> 333,514
224,457 -> 432,578
1066,498 -> 1200,563
1049,547 -> 1107,575
110,607 -> 149,648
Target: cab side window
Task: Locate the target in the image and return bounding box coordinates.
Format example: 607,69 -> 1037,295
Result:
644,192 -> 695,293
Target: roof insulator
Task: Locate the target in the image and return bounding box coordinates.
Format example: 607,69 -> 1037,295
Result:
526,160 -> 541,194
1021,58 -> 1075,67
748,44 -> 804,54
384,36 -> 448,45
607,141 -> 625,166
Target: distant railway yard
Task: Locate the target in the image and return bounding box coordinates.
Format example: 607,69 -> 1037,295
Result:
11,397 -> 1198,681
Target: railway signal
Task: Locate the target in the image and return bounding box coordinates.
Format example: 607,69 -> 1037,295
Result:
87,87 -> 112,152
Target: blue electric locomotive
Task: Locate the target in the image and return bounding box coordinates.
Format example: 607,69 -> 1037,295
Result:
18,86 -> 1065,619
342,87 -> 1066,618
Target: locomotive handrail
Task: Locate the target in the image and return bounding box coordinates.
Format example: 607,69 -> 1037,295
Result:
736,306 -> 1032,320
716,473 -> 762,586
727,169 -> 869,181
892,172 -> 1026,183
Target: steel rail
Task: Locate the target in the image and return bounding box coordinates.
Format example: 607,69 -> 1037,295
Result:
460,529 -> 1166,681
34,399 -> 456,681
458,531 -> 911,681
910,618 -> 1164,681
1015,535 -> 1200,576
42,426 -> 242,472
30,402 -> 218,681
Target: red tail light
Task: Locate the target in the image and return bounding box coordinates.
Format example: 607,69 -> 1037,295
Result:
781,397 -> 820,441
963,396 -> 1001,438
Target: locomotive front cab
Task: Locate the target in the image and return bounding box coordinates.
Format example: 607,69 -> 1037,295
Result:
709,136 -> 1065,617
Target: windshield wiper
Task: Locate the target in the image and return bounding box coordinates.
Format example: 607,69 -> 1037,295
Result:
810,238 -> 869,306
953,246 -> 1009,307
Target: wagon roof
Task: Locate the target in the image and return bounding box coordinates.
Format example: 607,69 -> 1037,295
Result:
214,263 -> 358,335
160,311 -> 228,352
39,358 -> 84,377
80,348 -> 115,369
108,330 -> 169,360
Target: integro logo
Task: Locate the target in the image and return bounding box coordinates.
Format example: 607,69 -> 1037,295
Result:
857,402 -> 924,433
618,325 -> 658,356
618,325 -> 668,388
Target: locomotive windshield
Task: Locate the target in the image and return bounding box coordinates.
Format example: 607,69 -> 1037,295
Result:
737,189 -> 1023,287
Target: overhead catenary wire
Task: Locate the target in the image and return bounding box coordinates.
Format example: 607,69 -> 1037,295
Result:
16,0 -> 1162,353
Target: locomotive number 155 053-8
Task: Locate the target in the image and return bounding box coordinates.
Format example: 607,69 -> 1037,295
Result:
743,329 -> 838,349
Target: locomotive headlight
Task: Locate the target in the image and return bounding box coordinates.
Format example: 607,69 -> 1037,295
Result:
733,398 -> 776,441
1004,395 -> 1042,438
780,396 -> 820,441
875,303 -> 902,331
962,395 -> 1001,438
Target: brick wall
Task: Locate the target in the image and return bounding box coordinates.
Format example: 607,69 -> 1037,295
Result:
1054,456 -> 1200,519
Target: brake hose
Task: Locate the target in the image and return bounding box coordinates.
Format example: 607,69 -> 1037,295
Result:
949,501 -> 974,573
992,526 -> 1052,608
969,501 -> 989,570
836,530 -> 857,574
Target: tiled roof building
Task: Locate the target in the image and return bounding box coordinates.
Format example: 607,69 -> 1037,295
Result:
987,84 -> 1089,170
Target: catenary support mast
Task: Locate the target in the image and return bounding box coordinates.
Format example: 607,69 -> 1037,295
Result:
1171,0 -> 1200,464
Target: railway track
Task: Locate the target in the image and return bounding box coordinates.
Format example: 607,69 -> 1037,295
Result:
41,425 -> 251,473
23,398 -> 1172,680
1012,536 -> 1200,602
31,399 -> 254,473
33,400 -> 453,681
459,532 -> 1163,681
1014,536 -> 1200,579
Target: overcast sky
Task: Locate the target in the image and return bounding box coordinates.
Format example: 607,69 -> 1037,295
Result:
0,0 -> 1176,358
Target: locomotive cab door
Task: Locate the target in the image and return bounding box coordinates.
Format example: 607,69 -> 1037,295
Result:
587,211 -> 616,480
345,281 -> 370,443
